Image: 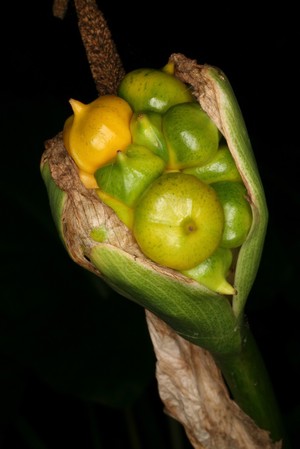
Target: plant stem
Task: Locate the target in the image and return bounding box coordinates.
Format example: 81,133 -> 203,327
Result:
214,319 -> 291,448
16,416 -> 49,449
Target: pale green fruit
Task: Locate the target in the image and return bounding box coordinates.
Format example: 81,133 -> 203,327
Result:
212,181 -> 252,248
182,247 -> 235,295
94,144 -> 165,208
162,102 -> 219,170
117,68 -> 194,113
95,189 -> 134,230
183,144 -> 242,183
130,111 -> 169,162
133,173 -> 224,271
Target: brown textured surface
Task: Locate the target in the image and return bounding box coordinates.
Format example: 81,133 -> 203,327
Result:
52,0 -> 69,19
74,0 -> 125,95
52,0 -> 125,94
169,53 -> 224,133
146,311 -> 282,449
41,133 -> 142,273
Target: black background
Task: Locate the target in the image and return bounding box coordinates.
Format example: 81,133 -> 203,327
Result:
0,1 -> 299,448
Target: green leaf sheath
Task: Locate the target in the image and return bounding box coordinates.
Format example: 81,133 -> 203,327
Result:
41,163 -> 66,245
215,322 -> 289,447
41,157 -> 240,357
89,245 -> 241,356
202,67 -> 284,444
204,67 -> 268,322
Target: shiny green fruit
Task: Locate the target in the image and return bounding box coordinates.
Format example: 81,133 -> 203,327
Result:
130,111 -> 169,163
183,144 -> 242,183
162,102 -> 219,170
182,247 -> 235,295
117,68 -> 194,113
212,181 -> 252,248
94,144 -> 165,208
133,173 -> 224,271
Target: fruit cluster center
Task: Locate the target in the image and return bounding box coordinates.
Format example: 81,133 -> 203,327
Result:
63,63 -> 253,295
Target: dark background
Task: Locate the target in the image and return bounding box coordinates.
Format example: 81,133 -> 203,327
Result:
0,1 -> 299,448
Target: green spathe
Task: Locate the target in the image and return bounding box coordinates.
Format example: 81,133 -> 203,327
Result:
40,163 -> 66,244
89,244 -> 241,356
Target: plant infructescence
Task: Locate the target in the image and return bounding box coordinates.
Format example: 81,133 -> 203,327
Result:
41,1 -> 288,448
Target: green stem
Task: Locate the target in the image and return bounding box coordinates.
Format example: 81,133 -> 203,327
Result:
214,319 -> 290,448
16,416 -> 49,449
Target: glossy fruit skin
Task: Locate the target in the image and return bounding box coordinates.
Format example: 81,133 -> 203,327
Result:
95,189 -> 134,230
130,111 -> 169,163
117,68 -> 194,113
212,181 -> 252,248
162,102 -> 219,170
63,95 -> 133,175
183,144 -> 242,183
60,72 -> 253,295
94,144 -> 165,207
133,173 -> 224,271
182,247 -> 235,295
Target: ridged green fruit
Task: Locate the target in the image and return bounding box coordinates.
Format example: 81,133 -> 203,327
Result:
94,144 -> 165,208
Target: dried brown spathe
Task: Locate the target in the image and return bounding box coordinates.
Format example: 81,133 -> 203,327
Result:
146,311 -> 282,449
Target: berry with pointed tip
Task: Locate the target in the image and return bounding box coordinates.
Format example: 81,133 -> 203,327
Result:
183,247 -> 235,295
130,111 -> 169,163
94,144 -> 165,208
63,95 -> 133,176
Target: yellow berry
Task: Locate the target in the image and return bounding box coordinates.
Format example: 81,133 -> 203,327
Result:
63,95 -> 133,175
